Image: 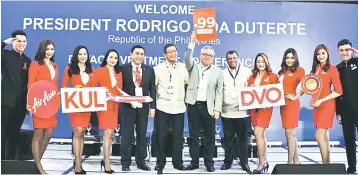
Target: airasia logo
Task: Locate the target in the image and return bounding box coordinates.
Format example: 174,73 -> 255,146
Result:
61,87 -> 107,113
238,83 -> 285,110
27,80 -> 60,118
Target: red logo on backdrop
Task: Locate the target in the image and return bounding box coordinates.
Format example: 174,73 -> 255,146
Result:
27,80 -> 60,118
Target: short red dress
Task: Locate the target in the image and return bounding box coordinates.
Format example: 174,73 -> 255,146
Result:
27,61 -> 58,129
94,67 -> 123,129
248,71 -> 280,128
61,66 -> 97,128
279,67 -> 305,128
313,64 -> 342,128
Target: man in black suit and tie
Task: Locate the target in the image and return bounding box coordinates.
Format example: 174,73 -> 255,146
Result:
119,45 -> 156,171
335,39 -> 358,174
1,30 -> 32,160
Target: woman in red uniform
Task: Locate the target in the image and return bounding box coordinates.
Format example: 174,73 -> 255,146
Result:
310,44 -> 342,164
61,45 -> 95,174
27,39 -> 58,174
278,48 -> 305,164
248,53 -> 279,174
95,49 -> 123,174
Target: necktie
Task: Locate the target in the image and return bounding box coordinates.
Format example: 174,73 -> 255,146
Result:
135,65 -> 141,86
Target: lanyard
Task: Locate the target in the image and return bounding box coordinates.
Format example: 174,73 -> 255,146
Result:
167,63 -> 176,82
201,65 -> 211,79
228,65 -> 240,86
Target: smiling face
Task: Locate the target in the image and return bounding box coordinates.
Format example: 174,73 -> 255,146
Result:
45,44 -> 55,59
256,56 -> 267,71
131,48 -> 144,65
226,52 -> 238,69
338,44 -> 352,62
285,52 -> 295,67
164,46 -> 178,63
316,48 -> 328,64
77,48 -> 88,64
13,34 -> 27,53
106,51 -> 118,67
200,48 -> 214,67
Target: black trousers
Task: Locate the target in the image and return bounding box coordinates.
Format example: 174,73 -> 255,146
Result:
120,111 -> 148,166
221,117 -> 249,164
154,109 -> 184,168
187,102 -> 216,167
1,103 -> 27,160
341,105 -> 358,170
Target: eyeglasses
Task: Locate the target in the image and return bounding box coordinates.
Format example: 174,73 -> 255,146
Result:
201,53 -> 214,57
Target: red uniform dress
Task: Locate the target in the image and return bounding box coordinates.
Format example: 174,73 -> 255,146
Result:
313,64 -> 342,128
61,66 -> 97,128
248,72 -> 280,128
95,67 -> 123,129
27,61 -> 58,129
279,67 -> 305,128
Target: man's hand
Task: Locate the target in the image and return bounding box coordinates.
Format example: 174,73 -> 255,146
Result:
336,114 -> 342,124
3,38 -> 16,45
191,31 -> 197,44
213,111 -> 220,119
350,48 -> 358,57
148,109 -> 155,118
26,104 -> 32,112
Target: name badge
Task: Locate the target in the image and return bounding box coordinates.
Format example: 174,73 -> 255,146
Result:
231,89 -> 239,100
135,87 -> 143,96
166,85 -> 174,95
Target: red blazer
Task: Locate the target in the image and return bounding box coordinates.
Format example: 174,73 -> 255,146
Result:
61,66 -> 96,88
94,67 -> 123,110
28,61 -> 59,90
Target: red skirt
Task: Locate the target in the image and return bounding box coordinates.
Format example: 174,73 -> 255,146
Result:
250,108 -> 273,128
313,100 -> 336,129
97,108 -> 119,129
280,99 -> 300,128
33,115 -> 57,129
69,112 -> 91,128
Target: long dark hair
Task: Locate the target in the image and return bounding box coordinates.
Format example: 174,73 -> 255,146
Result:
278,48 -> 300,75
252,53 -> 272,77
100,49 -> 120,74
34,39 -> 55,66
68,45 -> 93,77
310,44 -> 330,74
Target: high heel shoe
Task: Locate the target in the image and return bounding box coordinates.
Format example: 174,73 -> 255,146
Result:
100,160 -> 115,174
253,162 -> 269,174
73,161 -> 87,174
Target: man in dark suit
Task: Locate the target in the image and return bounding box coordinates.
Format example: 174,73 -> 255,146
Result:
119,45 -> 156,171
335,39 -> 358,174
1,30 -> 32,160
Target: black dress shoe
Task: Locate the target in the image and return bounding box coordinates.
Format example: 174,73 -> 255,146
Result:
174,164 -> 186,170
155,165 -> 163,174
239,162 -> 251,171
185,163 -> 199,170
137,164 -> 151,171
221,163 -> 232,170
347,166 -> 357,174
206,166 -> 215,172
122,165 -> 130,171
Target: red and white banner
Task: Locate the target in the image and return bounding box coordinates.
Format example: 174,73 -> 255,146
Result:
238,83 -> 285,110
61,87 -> 107,113
27,80 -> 61,118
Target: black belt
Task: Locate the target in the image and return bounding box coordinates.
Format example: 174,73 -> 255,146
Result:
195,101 -> 207,105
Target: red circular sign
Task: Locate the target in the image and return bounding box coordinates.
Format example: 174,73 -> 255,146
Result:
301,74 -> 322,95
27,80 -> 60,118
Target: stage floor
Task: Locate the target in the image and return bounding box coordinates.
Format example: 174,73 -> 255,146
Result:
38,144 -> 351,174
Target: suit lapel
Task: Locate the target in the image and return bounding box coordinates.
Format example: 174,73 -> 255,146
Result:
126,63 -> 133,87
260,72 -> 267,85
140,64 -> 146,87
206,65 -> 213,89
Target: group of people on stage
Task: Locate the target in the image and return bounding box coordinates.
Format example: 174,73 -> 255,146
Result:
1,29 -> 358,174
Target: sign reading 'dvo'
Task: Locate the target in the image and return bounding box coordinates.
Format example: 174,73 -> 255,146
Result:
238,83 -> 285,110
61,87 -> 107,113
